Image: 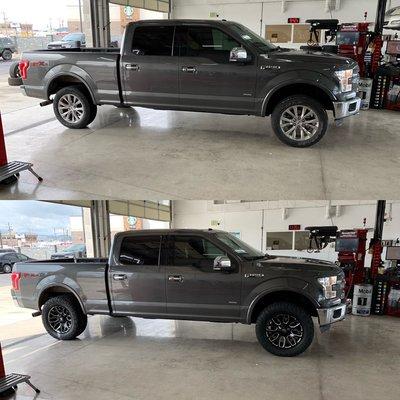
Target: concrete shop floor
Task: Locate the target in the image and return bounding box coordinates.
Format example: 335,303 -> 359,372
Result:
0,276 -> 398,400
2,311 -> 399,399
1,67 -> 400,199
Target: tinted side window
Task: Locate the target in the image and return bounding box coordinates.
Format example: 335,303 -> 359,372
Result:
17,254 -> 28,261
178,26 -> 240,63
169,236 -> 226,267
132,26 -> 174,56
119,236 -> 160,265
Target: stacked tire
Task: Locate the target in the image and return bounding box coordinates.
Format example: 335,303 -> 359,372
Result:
8,61 -> 23,86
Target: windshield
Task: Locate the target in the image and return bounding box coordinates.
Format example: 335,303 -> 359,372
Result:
228,22 -> 277,52
62,244 -> 85,253
215,232 -> 265,259
62,33 -> 83,42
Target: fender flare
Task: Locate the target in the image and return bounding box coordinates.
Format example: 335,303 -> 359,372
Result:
45,68 -> 96,103
245,286 -> 319,324
37,283 -> 86,314
260,78 -> 337,116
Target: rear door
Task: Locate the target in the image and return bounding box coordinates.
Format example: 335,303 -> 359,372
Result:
176,25 -> 257,113
121,24 -> 179,107
109,234 -> 166,315
164,234 -> 241,320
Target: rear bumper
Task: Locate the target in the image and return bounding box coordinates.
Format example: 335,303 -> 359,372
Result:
333,97 -> 361,120
317,303 -> 346,327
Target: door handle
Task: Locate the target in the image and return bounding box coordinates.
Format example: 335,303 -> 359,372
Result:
181,66 -> 197,74
113,274 -> 127,281
168,275 -> 184,283
125,63 -> 140,71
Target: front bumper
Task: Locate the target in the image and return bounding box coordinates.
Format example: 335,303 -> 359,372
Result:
317,303 -> 346,327
333,97 -> 361,120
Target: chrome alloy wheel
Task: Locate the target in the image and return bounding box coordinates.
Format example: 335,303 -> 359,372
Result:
265,314 -> 304,349
48,305 -> 72,334
279,105 -> 319,141
58,94 -> 85,124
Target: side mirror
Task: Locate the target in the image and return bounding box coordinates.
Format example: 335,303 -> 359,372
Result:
229,47 -> 248,63
213,256 -> 233,272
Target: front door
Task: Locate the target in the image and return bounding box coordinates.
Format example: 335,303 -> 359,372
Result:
176,25 -> 257,113
121,25 -> 179,107
165,234 -> 241,320
109,234 -> 166,316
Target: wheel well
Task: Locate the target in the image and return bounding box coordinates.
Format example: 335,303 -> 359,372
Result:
47,76 -> 93,102
38,286 -> 84,312
249,291 -> 318,323
264,84 -> 334,116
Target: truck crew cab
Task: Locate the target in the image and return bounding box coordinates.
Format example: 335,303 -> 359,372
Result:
19,20 -> 360,147
11,229 -> 346,357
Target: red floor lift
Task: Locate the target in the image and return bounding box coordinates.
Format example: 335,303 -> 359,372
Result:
0,112 -> 43,185
0,342 -> 40,396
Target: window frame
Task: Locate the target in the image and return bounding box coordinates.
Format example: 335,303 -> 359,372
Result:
117,234 -> 162,267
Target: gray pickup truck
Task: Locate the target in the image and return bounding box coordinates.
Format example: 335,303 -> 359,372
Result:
11,229 -> 346,357
18,19 -> 360,147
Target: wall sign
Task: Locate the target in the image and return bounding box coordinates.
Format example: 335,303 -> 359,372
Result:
288,224 -> 301,230
288,18 -> 300,23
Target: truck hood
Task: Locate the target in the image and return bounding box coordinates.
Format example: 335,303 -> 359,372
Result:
258,254 -> 342,277
264,49 -> 357,69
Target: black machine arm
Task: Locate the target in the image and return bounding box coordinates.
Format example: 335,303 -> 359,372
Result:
305,226 -> 338,252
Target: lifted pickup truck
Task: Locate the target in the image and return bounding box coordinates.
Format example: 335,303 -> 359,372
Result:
11,229 -> 346,357
18,19 -> 360,147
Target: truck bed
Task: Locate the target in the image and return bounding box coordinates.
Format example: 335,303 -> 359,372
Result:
21,49 -> 122,105
13,258 -> 110,314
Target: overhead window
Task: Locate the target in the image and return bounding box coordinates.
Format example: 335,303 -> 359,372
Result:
131,26 -> 174,56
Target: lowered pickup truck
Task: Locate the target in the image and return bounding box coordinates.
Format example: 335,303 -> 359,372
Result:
11,229 -> 346,357
18,19 -> 360,147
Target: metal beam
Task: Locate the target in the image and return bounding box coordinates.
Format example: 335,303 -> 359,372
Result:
90,200 -> 111,258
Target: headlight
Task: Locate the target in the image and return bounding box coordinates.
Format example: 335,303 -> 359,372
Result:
335,69 -> 353,92
318,275 -> 338,299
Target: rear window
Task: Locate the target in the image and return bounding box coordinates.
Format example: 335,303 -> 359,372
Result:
119,235 -> 161,265
131,26 -> 174,56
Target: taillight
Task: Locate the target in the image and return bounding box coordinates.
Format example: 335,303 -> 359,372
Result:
19,60 -> 29,80
11,272 -> 21,291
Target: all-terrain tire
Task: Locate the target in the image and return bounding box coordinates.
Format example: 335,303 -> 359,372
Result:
9,61 -> 20,78
53,86 -> 97,129
255,301 -> 314,357
42,294 -> 87,340
271,95 -> 328,148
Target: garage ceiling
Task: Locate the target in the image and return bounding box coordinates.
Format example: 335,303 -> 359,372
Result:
110,0 -> 169,14
49,200 -> 171,222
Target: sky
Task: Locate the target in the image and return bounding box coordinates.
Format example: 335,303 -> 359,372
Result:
1,0 -> 71,30
0,201 -> 82,236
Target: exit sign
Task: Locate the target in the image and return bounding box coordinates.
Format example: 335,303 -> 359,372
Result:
289,224 -> 301,230
288,18 -> 300,23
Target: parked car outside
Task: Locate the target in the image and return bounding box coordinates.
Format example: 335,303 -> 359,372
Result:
0,36 -> 17,60
51,244 -> 87,259
0,252 -> 32,274
47,33 -> 86,49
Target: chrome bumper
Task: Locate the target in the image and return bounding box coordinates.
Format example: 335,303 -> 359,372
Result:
317,303 -> 346,327
333,97 -> 361,120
